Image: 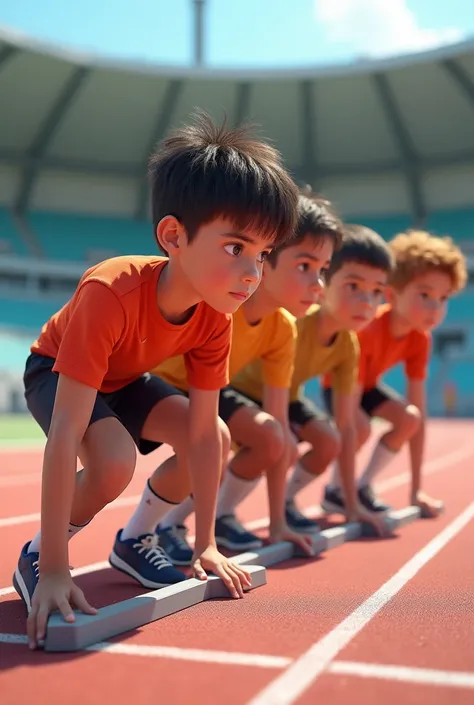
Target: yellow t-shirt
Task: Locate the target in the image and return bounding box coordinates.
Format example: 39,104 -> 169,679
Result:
231,305 -> 359,402
154,305 -> 297,392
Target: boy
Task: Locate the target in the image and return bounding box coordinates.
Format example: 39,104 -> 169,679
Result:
146,194 -> 343,562
15,112 -> 300,650
322,230 -> 467,517
230,225 -> 394,536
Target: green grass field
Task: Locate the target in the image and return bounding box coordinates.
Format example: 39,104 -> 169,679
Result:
0,414 -> 45,444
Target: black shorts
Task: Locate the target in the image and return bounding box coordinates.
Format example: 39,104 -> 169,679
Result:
24,353 -> 185,455
218,386 -> 328,436
322,383 -> 403,418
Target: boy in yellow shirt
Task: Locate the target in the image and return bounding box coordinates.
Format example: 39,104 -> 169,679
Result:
147,194 -> 343,563
231,225 -> 394,536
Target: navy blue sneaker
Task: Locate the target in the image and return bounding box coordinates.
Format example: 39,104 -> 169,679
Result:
13,542 -> 39,613
285,500 -> 320,534
109,531 -> 187,588
320,485 -> 346,514
358,485 -> 391,513
156,524 -> 193,566
215,514 -> 263,551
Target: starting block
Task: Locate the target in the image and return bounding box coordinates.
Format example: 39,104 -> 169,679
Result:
360,505 -> 422,537
44,564 -> 266,652
235,506 -> 421,565
43,506 -> 421,652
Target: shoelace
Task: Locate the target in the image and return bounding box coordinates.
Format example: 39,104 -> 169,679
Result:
133,535 -> 173,570
32,560 -> 39,578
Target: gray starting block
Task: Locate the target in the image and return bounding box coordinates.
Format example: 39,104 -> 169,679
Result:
44,564 -> 266,652
360,505 -> 422,537
236,506 -> 421,564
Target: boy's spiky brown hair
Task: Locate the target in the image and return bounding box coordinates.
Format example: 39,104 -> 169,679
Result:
149,110 -> 299,248
389,230 -> 467,293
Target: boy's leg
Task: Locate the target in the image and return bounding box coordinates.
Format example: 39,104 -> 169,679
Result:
108,374 -> 231,587
286,399 -> 340,532
16,355 -> 141,609
323,406 -> 373,513
215,388 -> 286,551
156,386 -> 285,560
356,384 -> 421,512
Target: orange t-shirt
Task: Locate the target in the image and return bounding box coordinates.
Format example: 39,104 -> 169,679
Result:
322,304 -> 430,391
31,255 -> 232,394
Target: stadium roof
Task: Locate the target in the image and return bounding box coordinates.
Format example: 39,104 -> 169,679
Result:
1,25 -> 474,223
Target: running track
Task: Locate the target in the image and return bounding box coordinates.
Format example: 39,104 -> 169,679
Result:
1,419 -> 473,705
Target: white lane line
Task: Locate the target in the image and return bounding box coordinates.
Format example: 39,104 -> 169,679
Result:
0,632 -> 290,668
2,443 -> 471,530
329,660 -> 474,689
246,501 -> 474,705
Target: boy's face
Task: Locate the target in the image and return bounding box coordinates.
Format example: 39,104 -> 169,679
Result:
262,234 -> 334,318
391,270 -> 453,332
163,216 -> 274,314
322,261 -> 387,331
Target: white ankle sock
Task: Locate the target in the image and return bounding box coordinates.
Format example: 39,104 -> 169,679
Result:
285,462 -> 317,501
28,519 -> 91,555
358,441 -> 397,488
216,470 -> 261,518
160,495 -> 195,529
121,480 -> 177,541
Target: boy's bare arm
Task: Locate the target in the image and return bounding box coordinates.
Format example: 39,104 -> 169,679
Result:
263,386 -> 313,555
28,374 -> 98,649
187,386 -> 252,597
334,389 -> 389,536
407,379 -> 442,516
406,379 -> 426,498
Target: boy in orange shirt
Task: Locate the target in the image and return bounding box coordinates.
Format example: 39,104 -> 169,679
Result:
14,113 -> 299,650
321,231 -> 467,517
148,194 -> 342,563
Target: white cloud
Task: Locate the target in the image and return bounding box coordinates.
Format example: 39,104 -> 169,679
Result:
315,0 -> 464,58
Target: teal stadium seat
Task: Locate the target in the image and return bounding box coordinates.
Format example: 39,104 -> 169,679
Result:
0,209 -> 29,256
0,297 -> 67,336
28,212 -> 156,262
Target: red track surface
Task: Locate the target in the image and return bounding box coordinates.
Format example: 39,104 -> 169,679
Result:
1,419 -> 474,705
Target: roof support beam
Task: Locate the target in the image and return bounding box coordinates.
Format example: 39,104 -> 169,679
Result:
299,79 -> 317,188
14,66 -> 89,214
372,72 -> 426,225
233,82 -> 252,127
442,59 -> 474,112
134,79 -> 184,221
0,45 -> 18,74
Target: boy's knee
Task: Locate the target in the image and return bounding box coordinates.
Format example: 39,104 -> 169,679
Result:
90,442 -> 137,505
254,416 -> 286,465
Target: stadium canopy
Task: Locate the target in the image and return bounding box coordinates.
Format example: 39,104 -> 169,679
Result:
1,25 -> 474,223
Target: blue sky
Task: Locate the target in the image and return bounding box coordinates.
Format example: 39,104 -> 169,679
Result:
1,0 -> 473,68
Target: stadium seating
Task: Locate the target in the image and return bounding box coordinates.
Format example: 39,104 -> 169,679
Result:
0,296 -> 67,336
1,207 -> 472,263
0,209 -> 29,256
28,212 -> 156,262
